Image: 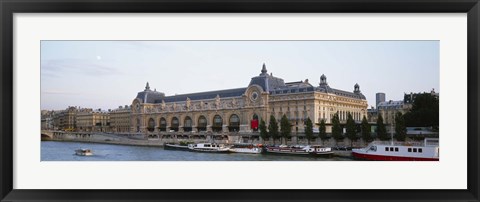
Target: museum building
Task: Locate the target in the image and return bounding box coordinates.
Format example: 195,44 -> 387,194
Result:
131,64 -> 368,134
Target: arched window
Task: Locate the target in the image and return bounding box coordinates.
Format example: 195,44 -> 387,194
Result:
147,118 -> 155,132
171,117 -> 179,132
184,116 -> 192,132
212,115 -> 223,132
229,114 -> 240,132
159,118 -> 167,131
197,115 -> 207,132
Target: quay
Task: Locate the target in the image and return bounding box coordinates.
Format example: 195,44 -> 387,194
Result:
42,130 -> 356,159
41,130 -> 361,155
42,130 -> 229,147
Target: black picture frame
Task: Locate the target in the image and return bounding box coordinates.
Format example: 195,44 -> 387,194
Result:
1,0 -> 479,201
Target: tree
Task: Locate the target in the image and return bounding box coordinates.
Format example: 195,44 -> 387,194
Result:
404,93 -> 439,128
280,114 -> 292,145
331,113 -> 343,142
304,117 -> 314,145
361,116 -> 372,142
395,112 -> 407,141
259,118 -> 269,143
345,113 -> 358,146
268,115 -> 279,145
376,114 -> 388,141
319,119 -> 328,141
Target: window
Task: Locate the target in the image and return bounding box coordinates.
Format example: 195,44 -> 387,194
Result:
184,117 -> 192,127
385,147 -> 388,151
395,147 -> 399,152
213,115 -> 222,127
229,114 -> 240,127
418,148 -> 423,153
413,148 -> 417,152
198,116 -> 207,127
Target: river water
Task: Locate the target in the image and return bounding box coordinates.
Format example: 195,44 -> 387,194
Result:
41,141 -> 352,161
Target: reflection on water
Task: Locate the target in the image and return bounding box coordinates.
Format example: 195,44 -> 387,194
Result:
41,141 -> 351,161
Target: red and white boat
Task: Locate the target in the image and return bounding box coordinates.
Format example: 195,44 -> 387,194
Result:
352,138 -> 439,161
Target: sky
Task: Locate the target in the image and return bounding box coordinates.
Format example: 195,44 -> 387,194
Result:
41,41 -> 439,111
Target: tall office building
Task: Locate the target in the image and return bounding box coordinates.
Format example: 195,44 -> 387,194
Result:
376,92 -> 386,108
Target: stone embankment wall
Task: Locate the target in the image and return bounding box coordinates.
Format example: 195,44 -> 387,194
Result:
47,131 -> 377,149
50,132 -> 230,147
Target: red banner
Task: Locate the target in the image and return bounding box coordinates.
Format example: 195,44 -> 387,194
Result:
251,119 -> 258,129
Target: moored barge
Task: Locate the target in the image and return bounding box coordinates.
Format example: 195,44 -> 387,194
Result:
265,145 -> 333,157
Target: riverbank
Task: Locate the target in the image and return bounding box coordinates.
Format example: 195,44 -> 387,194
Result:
43,130 -> 371,148
42,141 -> 353,161
44,132 -> 354,158
47,133 -> 220,148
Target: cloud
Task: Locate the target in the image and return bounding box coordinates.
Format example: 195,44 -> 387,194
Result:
41,58 -> 122,78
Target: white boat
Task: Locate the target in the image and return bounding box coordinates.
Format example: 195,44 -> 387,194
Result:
265,145 -> 333,156
351,138 -> 439,161
228,143 -> 263,154
188,143 -> 230,153
75,149 -> 93,156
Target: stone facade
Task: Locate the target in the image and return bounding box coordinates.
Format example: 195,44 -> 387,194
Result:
52,106 -> 78,131
377,100 -> 408,131
41,110 -> 55,130
110,105 -> 132,133
131,64 -> 368,134
76,109 -> 111,132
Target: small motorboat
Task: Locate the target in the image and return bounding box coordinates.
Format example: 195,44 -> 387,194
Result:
75,149 -> 93,156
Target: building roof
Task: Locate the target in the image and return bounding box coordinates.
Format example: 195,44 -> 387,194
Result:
248,64 -> 286,92
160,87 -> 247,103
135,82 -> 166,103
270,81 -> 315,95
328,88 -> 366,100
377,100 -> 404,109
135,63 -> 367,103
316,74 -> 366,99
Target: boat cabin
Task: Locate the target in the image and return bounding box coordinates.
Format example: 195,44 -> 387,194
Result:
191,143 -> 223,148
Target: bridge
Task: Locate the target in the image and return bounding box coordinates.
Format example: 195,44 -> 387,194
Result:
41,130 -> 54,140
